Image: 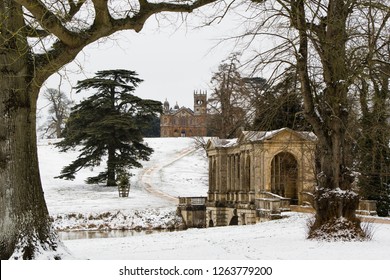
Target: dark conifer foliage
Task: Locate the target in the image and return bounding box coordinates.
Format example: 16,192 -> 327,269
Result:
141,114 -> 161,137
251,69 -> 311,132
56,70 -> 162,186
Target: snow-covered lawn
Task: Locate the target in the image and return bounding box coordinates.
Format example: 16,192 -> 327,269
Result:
39,137 -> 204,215
37,137 -> 390,260
63,212 -> 390,260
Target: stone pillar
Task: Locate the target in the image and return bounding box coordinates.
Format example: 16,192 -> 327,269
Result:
208,156 -> 213,191
235,154 -> 239,192
244,152 -> 250,192
241,152 -> 246,191
227,155 -> 231,192
220,153 -> 227,192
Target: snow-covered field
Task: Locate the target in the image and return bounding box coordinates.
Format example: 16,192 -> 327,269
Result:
39,138 -> 205,232
37,137 -> 390,260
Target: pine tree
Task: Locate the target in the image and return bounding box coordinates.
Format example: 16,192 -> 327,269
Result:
208,54 -> 249,138
56,69 -> 162,186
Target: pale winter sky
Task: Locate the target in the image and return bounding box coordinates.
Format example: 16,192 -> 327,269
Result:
39,8 -> 257,111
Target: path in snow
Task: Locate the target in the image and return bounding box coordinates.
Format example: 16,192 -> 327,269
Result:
139,146 -> 197,204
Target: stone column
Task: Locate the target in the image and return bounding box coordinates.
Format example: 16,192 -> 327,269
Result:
208,156 -> 213,191
235,154 -> 239,192
227,155 -> 231,192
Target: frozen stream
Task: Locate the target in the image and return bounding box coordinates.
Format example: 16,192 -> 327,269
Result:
58,228 -> 179,240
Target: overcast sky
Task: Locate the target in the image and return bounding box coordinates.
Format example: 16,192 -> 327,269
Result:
39,9 -> 249,111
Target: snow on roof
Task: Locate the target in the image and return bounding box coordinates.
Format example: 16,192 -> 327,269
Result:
241,128 -> 285,142
208,138 -> 238,148
208,128 -> 316,149
241,128 -> 317,143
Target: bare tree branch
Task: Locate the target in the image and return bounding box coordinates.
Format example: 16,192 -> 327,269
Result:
15,0 -> 85,47
27,0 -> 220,89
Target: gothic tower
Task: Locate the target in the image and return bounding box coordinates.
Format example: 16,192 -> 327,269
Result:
193,90 -> 207,115
160,91 -> 207,137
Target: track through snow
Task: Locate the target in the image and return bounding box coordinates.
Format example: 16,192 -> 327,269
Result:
139,146 -> 197,204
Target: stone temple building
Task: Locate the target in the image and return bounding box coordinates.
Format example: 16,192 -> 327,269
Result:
204,128 -> 317,227
160,91 -> 207,137
178,127 -> 377,228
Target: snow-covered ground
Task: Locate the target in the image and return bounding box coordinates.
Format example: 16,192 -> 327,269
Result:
63,212 -> 390,260
37,137 -> 390,260
39,138 -> 207,231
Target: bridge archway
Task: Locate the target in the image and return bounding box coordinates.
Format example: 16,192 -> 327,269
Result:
271,152 -> 298,204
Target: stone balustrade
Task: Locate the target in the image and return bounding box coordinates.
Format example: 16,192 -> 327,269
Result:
178,196 -> 206,206
357,200 -> 377,216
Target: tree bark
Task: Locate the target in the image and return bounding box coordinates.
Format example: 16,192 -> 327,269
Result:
0,0 -> 66,259
107,146 -> 117,186
290,0 -> 366,239
0,52 -> 64,260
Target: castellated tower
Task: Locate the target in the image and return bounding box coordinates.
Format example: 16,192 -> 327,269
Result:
193,90 -> 207,115
160,90 -> 208,137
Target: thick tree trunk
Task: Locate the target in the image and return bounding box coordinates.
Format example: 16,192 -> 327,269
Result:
0,1 -> 67,259
292,0 -> 366,240
0,71 -> 68,259
55,117 -> 63,138
107,146 -> 117,186
308,142 -> 365,240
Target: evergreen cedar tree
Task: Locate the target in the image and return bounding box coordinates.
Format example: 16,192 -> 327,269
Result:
56,70 -> 162,186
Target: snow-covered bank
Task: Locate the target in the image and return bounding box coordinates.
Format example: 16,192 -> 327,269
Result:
52,209 -> 183,232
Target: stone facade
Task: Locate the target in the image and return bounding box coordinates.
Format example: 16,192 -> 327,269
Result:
205,128 -> 317,226
160,91 -> 207,137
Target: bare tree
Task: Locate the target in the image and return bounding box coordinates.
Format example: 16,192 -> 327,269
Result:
292,0 -> 389,238
352,5 -> 390,216
208,53 -> 307,138
208,53 -> 250,138
297,0 -> 359,234
0,0 -> 220,259
40,88 -> 72,138
232,0 -> 390,239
